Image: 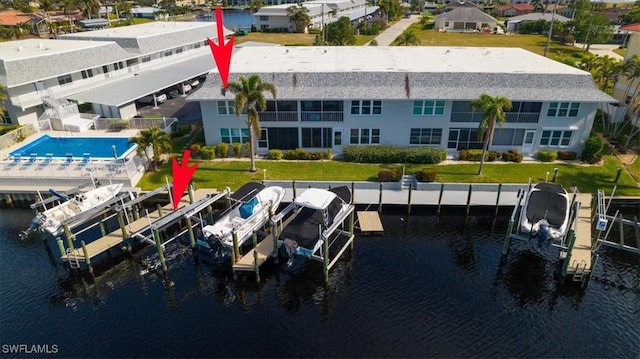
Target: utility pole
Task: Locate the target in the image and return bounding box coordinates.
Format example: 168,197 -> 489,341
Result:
582,16 -> 594,52
322,2 -> 325,43
543,1 -> 557,57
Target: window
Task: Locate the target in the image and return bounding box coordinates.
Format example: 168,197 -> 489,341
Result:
175,47 -> 183,54
57,74 -> 72,86
113,62 -> 124,70
220,128 -> 249,144
217,101 -> 236,115
302,128 -> 332,148
413,100 -> 445,115
410,128 -> 442,145
492,129 -> 525,146
540,130 -> 573,147
165,50 -> 173,57
141,55 -> 151,63
102,65 -> 110,74
351,100 -> 381,115
350,128 -> 380,144
259,15 -> 269,21
547,102 -> 580,117
258,129 -> 268,148
81,69 -> 94,79
447,128 -> 482,150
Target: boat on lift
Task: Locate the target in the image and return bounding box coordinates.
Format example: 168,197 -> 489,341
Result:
519,182 -> 571,241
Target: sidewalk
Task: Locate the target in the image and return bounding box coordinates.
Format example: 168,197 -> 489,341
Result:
371,15 -> 422,46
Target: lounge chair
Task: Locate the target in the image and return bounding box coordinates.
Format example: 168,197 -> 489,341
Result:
80,153 -> 91,166
21,153 -> 37,168
39,153 -> 53,168
11,155 -> 21,164
63,153 -> 74,167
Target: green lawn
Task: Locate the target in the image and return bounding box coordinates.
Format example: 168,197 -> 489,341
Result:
235,32 -> 315,46
405,24 -> 583,63
354,35 -> 376,46
137,155 -> 640,196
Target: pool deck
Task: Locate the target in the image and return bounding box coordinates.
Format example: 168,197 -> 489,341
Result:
0,129 -> 145,192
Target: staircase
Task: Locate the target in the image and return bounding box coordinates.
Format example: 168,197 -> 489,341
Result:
401,175 -> 417,190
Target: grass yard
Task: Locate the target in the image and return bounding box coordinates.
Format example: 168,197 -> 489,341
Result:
354,35 -> 376,46
137,155 -> 640,196
613,47 -> 626,57
405,24 -> 583,63
235,32 -> 315,46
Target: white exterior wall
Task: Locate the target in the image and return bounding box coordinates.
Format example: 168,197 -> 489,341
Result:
200,99 -> 597,156
119,102 -> 138,119
257,16 -> 293,30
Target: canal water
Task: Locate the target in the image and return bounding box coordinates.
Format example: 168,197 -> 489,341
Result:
1,207 -> 639,358
197,9 -> 257,30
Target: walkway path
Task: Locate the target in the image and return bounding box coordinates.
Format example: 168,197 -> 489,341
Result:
372,15 -> 421,46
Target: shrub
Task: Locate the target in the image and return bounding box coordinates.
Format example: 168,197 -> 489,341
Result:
216,142 -> 229,158
377,167 -> 402,182
458,149 -> 468,160
269,149 -> 283,160
557,151 -> 577,161
242,142 -> 251,157
537,150 -> 557,162
189,143 -> 201,155
324,149 -> 332,159
502,149 -> 523,163
415,168 -> 437,182
171,124 -> 191,138
284,148 -> 308,160
581,135 -> 603,163
343,145 -> 446,164
459,149 -> 498,162
232,142 -> 242,158
487,151 -> 498,162
200,146 -> 215,160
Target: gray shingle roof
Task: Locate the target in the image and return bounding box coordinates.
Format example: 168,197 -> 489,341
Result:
434,7 -> 498,23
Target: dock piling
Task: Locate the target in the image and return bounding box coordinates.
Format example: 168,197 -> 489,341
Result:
437,183 -> 445,218
152,228 -> 168,273
156,204 -> 163,217
232,231 -> 240,263
117,211 -> 128,240
323,233 -> 329,285
503,218 -> 513,255
494,183 -> 502,219
407,185 -> 412,216
81,240 -> 93,275
465,184 -> 473,218
552,168 -> 558,182
378,182 -> 383,213
185,217 -> 195,248
253,231 -> 260,284
292,180 -> 297,198
56,238 -> 66,259
63,224 -> 75,252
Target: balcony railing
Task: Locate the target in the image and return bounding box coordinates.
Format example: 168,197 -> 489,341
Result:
505,113 -> 540,123
301,111 -> 344,122
258,112 -> 298,122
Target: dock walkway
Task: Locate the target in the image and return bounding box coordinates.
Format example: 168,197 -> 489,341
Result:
62,189 -> 215,263
567,193 -> 593,275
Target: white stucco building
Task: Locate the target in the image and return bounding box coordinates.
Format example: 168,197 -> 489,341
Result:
0,21 -> 232,127
189,46 -> 614,157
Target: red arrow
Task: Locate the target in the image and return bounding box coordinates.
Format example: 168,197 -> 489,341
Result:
207,7 -> 234,89
171,150 -> 199,211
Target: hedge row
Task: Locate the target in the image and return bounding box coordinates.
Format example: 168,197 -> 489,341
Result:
458,149 -> 499,162
343,145 -> 446,164
377,167 -> 437,182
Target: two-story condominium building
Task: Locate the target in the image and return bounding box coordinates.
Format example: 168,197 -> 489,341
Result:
189,46 -> 614,157
253,0 -> 379,32
0,21 -> 232,127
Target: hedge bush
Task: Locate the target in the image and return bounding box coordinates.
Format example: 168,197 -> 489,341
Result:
458,149 -> 497,161
216,142 -> 229,158
171,124 -> 191,138
189,143 -> 201,155
200,146 -> 215,160
377,167 -> 403,182
232,142 -> 242,158
581,135 -> 603,163
557,151 -> 578,160
415,168 -> 437,182
283,148 -> 329,160
537,150 -> 557,162
269,149 -> 283,160
343,145 -> 446,164
502,149 -> 523,162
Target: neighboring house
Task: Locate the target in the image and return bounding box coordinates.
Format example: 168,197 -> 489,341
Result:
131,7 -> 165,20
434,1 -> 498,31
497,4 -> 534,17
228,0 -> 312,6
0,22 -> 233,126
76,18 -> 110,30
590,0 -> 635,10
188,46 -> 613,157
506,12 -> 571,33
253,0 -> 379,32
611,23 -> 640,123
0,10 -> 38,37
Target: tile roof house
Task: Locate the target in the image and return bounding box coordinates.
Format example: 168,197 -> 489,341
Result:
497,4 -> 534,17
434,1 -> 498,31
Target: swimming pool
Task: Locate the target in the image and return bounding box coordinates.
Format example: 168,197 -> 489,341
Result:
9,135 -> 137,160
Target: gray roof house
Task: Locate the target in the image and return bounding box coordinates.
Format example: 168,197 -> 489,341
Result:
434,2 -> 498,31
506,12 -> 571,33
188,46 -> 613,157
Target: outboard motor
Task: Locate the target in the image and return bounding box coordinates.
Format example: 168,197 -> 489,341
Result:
538,221 -> 550,241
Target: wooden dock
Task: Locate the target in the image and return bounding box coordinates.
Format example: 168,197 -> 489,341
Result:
357,211 -> 384,235
566,193 -> 593,275
62,189 -> 215,263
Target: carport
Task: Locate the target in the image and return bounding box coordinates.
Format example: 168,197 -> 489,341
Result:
67,52 -> 216,118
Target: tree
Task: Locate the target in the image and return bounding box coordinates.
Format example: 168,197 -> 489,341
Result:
569,13 -> 614,51
377,0 -> 403,21
58,0 -> 77,32
620,6 -> 640,24
249,0 -> 263,13
326,16 -> 355,45
130,126 -> 172,171
591,55 -> 621,93
470,94 -> 512,175
222,75 -> 277,173
394,29 -> 420,45
287,5 -> 311,33
409,0 -> 425,14
419,12 -> 432,29
0,84 -> 7,120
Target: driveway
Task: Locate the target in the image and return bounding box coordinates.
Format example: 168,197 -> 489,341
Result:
135,90 -> 203,125
574,42 -> 624,61
373,15 -> 422,46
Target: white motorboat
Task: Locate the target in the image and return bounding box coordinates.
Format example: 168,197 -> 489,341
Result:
197,182 -> 285,263
31,183 -> 124,237
519,182 -> 571,241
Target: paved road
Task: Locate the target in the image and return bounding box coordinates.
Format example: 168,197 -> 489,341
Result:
372,15 -> 422,46
574,42 -> 624,61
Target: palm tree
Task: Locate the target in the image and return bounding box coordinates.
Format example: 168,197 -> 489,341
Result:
470,94 -> 512,176
287,5 -> 311,33
394,29 -> 420,46
0,84 -> 8,121
222,75 -> 277,173
58,0 -> 77,32
249,0 -> 263,14
129,126 -> 172,171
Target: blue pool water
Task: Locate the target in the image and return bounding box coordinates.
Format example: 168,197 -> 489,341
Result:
9,135 -> 135,160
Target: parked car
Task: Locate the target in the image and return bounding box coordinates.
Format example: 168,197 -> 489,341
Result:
138,92 -> 167,105
167,88 -> 180,99
180,83 -> 192,93
190,78 -> 200,87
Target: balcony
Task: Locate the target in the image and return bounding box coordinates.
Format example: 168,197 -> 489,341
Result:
301,111 -> 344,122
258,112 -> 298,122
506,113 -> 540,123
